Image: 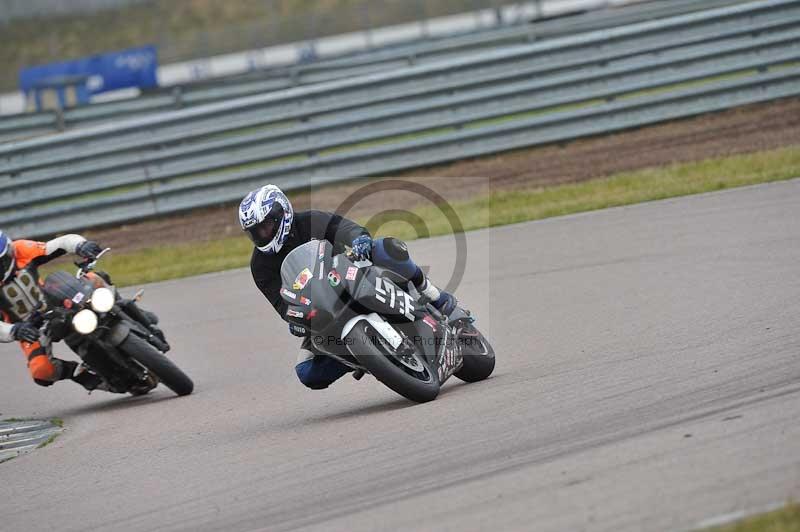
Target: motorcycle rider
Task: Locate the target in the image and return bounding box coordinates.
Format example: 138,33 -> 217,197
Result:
240,184 -> 457,390
0,230 -> 158,391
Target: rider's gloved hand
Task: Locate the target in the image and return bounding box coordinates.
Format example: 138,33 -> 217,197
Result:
288,323 -> 308,337
10,322 -> 39,343
351,235 -> 373,261
76,240 -> 103,260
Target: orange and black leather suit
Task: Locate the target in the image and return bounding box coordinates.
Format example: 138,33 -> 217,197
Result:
0,236 -> 89,386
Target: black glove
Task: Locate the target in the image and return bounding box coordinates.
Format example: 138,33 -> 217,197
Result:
76,240 -> 103,260
288,323 -> 308,337
11,322 -> 39,343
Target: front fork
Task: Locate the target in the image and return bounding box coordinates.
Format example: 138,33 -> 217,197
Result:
116,300 -> 170,352
79,318 -> 159,392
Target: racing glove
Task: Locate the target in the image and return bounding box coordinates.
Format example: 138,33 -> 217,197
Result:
76,240 -> 103,260
11,322 -> 39,343
351,235 -> 373,261
288,323 -> 308,337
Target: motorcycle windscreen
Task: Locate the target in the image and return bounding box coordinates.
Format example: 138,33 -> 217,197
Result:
279,240 -> 346,330
43,271 -> 94,307
280,240 -> 328,294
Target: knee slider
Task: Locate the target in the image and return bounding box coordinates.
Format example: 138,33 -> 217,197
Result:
382,237 -> 410,262
303,381 -> 330,390
295,360 -> 330,390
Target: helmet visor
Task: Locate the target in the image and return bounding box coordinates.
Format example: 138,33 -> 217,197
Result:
0,241 -> 14,283
245,203 -> 284,248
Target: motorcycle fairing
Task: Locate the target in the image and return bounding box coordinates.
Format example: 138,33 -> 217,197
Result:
43,271 -> 94,308
278,240 -> 461,380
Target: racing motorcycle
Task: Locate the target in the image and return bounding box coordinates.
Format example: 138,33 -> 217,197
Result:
280,240 -> 495,403
35,249 -> 193,396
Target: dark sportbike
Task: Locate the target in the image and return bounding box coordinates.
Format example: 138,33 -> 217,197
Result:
36,249 -> 193,396
280,240 -> 495,402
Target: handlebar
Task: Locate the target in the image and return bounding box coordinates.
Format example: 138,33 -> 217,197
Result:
75,247 -> 111,279
343,245 -> 373,266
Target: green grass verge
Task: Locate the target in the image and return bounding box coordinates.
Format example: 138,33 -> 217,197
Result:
42,145 -> 800,288
701,503 -> 800,532
37,434 -> 59,449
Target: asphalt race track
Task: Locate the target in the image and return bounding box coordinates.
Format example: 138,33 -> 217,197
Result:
1,180 -> 798,532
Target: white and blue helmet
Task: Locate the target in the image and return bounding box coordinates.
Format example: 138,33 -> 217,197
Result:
239,185 -> 294,255
0,231 -> 15,283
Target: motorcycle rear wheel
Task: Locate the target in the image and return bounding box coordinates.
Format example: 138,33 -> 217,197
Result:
346,322 -> 440,403
119,333 -> 194,396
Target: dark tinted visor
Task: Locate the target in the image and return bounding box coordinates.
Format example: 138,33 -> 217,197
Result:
245,203 -> 284,247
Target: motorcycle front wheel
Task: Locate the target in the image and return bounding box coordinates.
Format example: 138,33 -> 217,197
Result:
119,333 -> 194,396
346,322 -> 440,403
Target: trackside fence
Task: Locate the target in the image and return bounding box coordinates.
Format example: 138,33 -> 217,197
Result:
0,0 -> 747,141
1,0 -> 799,238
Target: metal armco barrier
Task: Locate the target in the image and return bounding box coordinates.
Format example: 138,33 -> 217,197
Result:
0,0 -> 747,141
1,0 -> 799,238
0,420 -> 63,462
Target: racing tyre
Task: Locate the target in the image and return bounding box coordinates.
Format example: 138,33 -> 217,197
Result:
346,322 -> 440,403
119,333 -> 194,396
454,325 -> 495,383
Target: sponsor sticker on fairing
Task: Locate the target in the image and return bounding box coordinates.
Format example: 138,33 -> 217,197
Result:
423,315 -> 438,332
293,268 -> 313,290
328,270 -> 341,287
287,309 -> 304,319
299,296 -> 311,306
280,288 -> 297,300
345,266 -> 358,281
318,241 -> 326,259
72,293 -> 85,304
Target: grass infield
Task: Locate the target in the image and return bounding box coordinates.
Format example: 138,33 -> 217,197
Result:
41,145 -> 800,287
700,503 -> 800,532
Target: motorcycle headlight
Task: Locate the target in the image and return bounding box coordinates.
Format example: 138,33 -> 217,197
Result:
73,309 -> 98,335
91,287 -> 115,313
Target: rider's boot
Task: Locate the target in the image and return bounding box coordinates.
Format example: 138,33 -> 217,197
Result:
418,278 -> 458,316
69,363 -> 111,392
433,290 -> 458,316
371,237 -> 458,316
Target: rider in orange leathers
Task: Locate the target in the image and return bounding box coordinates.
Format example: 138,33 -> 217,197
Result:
0,230 -> 109,389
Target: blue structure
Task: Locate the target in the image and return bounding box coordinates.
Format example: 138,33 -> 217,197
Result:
19,45 -> 158,111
